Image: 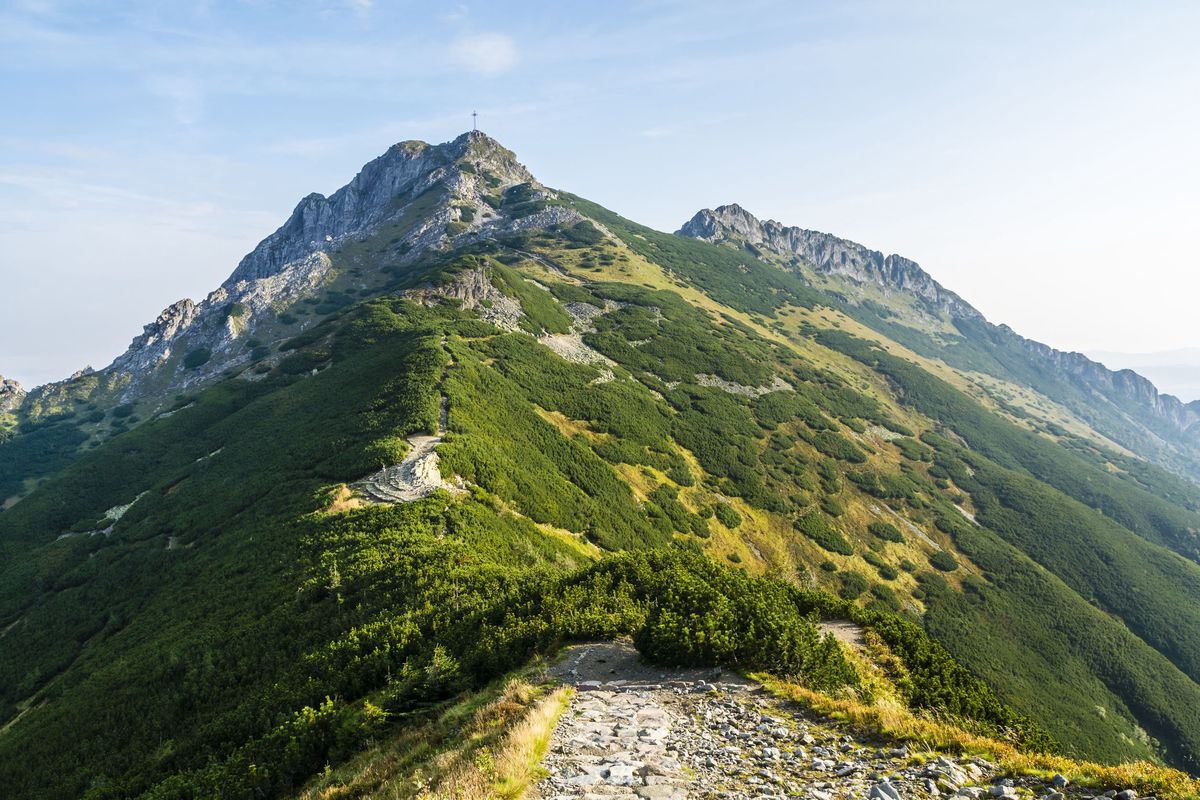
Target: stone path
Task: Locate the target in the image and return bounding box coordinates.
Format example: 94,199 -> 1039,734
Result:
537,641 -> 740,800
536,641 -> 1141,800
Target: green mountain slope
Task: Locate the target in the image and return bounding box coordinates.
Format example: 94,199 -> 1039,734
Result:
2,133 -> 1200,797
678,203 -> 1200,488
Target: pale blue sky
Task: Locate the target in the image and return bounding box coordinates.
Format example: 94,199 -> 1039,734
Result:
3,1 -> 1199,389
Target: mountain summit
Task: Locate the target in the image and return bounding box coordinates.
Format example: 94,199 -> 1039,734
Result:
227,132 -> 538,284
58,133 -> 582,403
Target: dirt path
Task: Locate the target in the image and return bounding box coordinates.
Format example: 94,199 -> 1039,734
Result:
818,621 -> 866,649
536,640 -> 1081,800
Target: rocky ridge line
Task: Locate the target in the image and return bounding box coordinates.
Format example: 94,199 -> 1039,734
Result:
678,203 -> 1200,470
678,204 -> 981,322
16,131 -> 585,412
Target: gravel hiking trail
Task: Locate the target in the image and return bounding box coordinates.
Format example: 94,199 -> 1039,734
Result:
535,640 -> 1100,800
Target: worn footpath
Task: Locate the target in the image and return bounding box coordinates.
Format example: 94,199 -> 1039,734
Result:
534,640 -> 1144,800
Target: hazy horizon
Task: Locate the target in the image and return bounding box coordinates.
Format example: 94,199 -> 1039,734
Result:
2,1 -> 1198,389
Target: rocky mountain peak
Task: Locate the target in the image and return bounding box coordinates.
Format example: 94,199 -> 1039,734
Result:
227,131 -> 535,286
678,204 -> 983,323
677,204 -> 762,241
108,299 -> 199,375
87,131 -> 580,404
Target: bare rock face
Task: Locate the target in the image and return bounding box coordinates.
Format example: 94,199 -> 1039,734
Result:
404,266 -> 524,331
679,203 -> 982,322
1010,328 -> 1200,431
110,299 -> 199,374
0,376 -> 24,414
227,131 -> 537,285
96,131 -> 559,402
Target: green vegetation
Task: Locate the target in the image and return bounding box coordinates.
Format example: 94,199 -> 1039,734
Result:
795,513 -> 854,556
714,502 -> 741,529
562,194 -> 825,315
839,570 -> 869,600
182,347 -> 212,370
801,329 -> 1200,767
863,551 -> 898,580
487,261 -> 573,334
929,550 -> 959,572
868,521 -> 905,543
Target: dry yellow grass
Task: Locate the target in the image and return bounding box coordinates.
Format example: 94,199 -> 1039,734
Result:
756,636 -> 1200,800
488,685 -> 572,798
292,678 -> 571,800
422,681 -> 571,800
321,484 -> 367,514
533,406 -> 601,440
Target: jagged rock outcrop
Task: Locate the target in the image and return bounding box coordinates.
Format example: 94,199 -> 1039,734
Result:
679,204 -> 982,321
109,299 -> 200,374
228,132 -> 537,284
1008,327 -> 1200,432
92,131 -> 569,402
0,376 -> 24,414
404,266 -> 524,332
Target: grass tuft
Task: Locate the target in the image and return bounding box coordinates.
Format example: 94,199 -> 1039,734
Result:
757,640 -> 1200,800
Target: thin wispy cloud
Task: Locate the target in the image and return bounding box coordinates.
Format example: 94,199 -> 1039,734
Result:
449,32 -> 518,76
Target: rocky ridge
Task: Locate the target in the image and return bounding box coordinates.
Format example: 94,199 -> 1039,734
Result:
227,133 -> 536,285
16,132 -> 584,410
678,204 -> 981,322
1008,329 -> 1200,430
678,204 -> 1200,478
0,376 -> 24,414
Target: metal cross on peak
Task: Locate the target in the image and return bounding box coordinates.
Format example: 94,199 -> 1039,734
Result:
472,110 -> 477,132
